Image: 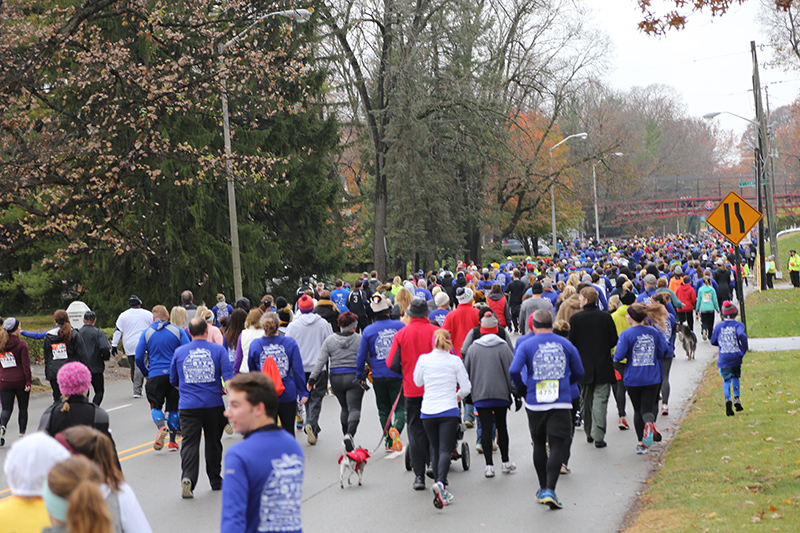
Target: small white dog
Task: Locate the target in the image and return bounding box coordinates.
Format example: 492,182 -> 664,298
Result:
338,447 -> 370,488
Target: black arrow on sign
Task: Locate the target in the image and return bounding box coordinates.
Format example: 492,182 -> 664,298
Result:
723,202 -> 746,235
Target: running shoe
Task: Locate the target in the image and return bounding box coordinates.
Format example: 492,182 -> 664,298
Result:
642,422 -> 655,448
636,444 -> 648,454
502,461 -> 517,474
475,443 -> 484,454
443,488 -> 454,504
492,440 -> 498,451
726,400 -> 734,416
388,427 -> 403,452
305,424 -> 316,445
661,405 -> 669,416
224,423 -> 234,435
133,393 -> 143,399
154,426 -> 169,451
618,417 -> 629,430
431,482 -> 447,509
181,478 -> 193,499
0,425 -> 5,447
539,489 -> 563,510
484,465 -> 495,478
464,421 -> 474,429
343,434 -> 355,452
536,488 -> 545,504
560,464 -> 571,475
653,430 -> 662,442
734,397 -> 744,411
168,441 -> 179,452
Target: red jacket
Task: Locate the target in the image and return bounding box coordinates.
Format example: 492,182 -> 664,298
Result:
442,303 -> 480,357
386,317 -> 439,398
675,283 -> 697,312
486,295 -> 508,327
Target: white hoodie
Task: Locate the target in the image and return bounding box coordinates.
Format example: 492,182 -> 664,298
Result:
286,312 -> 334,372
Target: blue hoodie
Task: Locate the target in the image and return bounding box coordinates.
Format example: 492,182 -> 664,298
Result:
221,425 -> 303,533
247,335 -> 308,403
510,332 -> 584,410
170,339 -> 233,409
614,325 -> 668,387
710,319 -> 748,369
135,321 -> 190,378
356,318 -> 404,380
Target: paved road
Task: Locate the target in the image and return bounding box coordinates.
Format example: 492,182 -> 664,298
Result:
0,328 -> 725,533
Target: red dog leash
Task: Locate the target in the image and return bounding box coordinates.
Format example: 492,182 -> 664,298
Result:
372,388 -> 404,454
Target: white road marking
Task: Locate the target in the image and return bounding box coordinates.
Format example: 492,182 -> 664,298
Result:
106,403 -> 132,412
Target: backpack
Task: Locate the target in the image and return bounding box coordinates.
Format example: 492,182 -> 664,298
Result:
262,357 -> 286,396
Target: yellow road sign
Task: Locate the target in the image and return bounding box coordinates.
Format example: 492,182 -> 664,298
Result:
706,191 -> 762,245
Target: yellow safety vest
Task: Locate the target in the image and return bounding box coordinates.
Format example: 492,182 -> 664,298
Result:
789,255 -> 800,272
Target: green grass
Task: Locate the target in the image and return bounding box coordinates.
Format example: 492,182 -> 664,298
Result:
626,350 -> 800,532
745,289 -> 800,338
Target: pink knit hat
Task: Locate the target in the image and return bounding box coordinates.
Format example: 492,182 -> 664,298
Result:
57,362 -> 92,396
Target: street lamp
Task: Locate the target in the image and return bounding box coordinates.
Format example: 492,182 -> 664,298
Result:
704,110 -> 775,291
219,8 -> 312,300
592,152 -> 623,242
548,132 -> 588,255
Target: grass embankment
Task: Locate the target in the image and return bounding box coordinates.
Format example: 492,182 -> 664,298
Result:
744,289 -> 800,338
626,349 -> 800,532
777,231 -> 800,269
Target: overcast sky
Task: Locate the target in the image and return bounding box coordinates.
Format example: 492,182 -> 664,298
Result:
594,0 -> 800,136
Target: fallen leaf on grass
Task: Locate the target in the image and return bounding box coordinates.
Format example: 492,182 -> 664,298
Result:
784,499 -> 792,505
744,500 -> 755,505
769,505 -> 778,512
702,512 -> 717,519
765,437 -> 775,442
721,456 -> 731,463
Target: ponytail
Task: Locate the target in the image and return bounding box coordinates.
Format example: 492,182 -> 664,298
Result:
627,302 -> 667,331
54,309 -> 72,341
261,312 -> 280,337
0,329 -> 7,352
67,480 -> 112,533
433,329 -> 453,352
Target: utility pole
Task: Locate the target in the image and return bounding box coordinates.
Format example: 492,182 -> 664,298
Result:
752,41 -> 779,271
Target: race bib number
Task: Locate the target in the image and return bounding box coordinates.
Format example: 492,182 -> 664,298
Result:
536,380 -> 559,403
702,293 -> 712,303
0,352 -> 16,368
52,343 -> 68,360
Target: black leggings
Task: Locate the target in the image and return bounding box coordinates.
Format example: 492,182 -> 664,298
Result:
613,361 -> 627,417
476,407 -> 509,465
700,312 -> 715,337
329,373 -> 365,436
660,358 -> 673,406
627,384 -> 660,442
0,388 -> 30,434
91,372 -> 105,406
533,435 -> 568,491
422,416 -> 459,485
677,311 -> 694,331
277,401 -> 297,436
49,379 -> 61,403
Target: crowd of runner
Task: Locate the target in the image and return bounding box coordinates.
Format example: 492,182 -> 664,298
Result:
0,230 -> 776,531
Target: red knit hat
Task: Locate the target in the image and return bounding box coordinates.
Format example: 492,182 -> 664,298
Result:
297,295 -> 314,312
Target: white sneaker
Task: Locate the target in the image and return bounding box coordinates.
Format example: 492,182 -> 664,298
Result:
501,461 -> 517,474
484,465 -> 495,478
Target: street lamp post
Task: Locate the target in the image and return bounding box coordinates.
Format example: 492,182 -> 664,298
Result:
592,152 -> 623,242
219,8 -> 312,300
548,132 -> 588,255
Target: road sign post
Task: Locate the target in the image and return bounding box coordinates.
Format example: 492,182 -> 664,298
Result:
706,191 -> 763,334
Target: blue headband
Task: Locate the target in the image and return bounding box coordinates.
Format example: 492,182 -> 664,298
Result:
42,481 -> 68,523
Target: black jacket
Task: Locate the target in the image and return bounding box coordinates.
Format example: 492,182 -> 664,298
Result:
314,300 -> 341,332
76,324 -> 111,374
568,304 -> 619,385
43,328 -> 88,381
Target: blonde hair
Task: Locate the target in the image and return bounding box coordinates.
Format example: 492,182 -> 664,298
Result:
627,302 -> 668,331
151,305 -> 169,321
608,294 -> 620,312
395,288 -> 413,316
61,427 -> 124,492
433,329 -> 453,352
245,308 -> 263,328
47,456 -> 112,533
566,273 -> 580,288
170,306 -> 188,328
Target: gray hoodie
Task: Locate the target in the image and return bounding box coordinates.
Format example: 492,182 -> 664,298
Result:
310,332 -> 362,382
463,334 -> 514,404
286,312 -> 333,372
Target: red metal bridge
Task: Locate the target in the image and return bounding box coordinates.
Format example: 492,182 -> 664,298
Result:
607,193 -> 800,226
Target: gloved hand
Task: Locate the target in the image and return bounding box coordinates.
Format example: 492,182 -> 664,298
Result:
111,346 -> 118,357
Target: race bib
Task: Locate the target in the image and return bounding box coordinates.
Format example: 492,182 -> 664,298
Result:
702,293 -> 712,303
52,343 -> 68,360
0,352 -> 16,368
536,380 -> 559,403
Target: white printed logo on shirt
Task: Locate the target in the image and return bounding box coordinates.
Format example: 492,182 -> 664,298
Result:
718,326 -> 740,354
182,348 -> 215,384
52,343 -> 68,360
531,342 -> 566,381
260,343 -> 289,378
0,352 -> 16,368
258,453 -> 303,532
631,335 -> 655,367
374,329 -> 397,361
228,346 -> 236,363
